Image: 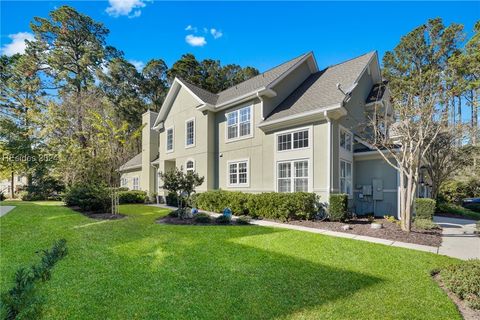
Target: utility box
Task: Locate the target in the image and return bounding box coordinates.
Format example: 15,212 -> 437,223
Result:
362,185 -> 372,196
372,179 -> 383,200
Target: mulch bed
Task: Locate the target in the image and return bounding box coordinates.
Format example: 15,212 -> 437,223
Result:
69,206 -> 126,220
157,215 -> 245,226
283,218 -> 442,247
433,273 -> 480,320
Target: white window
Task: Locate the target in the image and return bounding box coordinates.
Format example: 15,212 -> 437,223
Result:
121,178 -> 127,187
17,176 -> 22,182
226,106 -> 252,140
166,127 -> 174,152
185,119 -> 195,147
185,160 -> 195,174
132,177 -> 140,190
340,160 -> 352,196
340,128 -> 352,152
277,160 -> 309,192
277,129 -> 309,151
228,160 -> 249,187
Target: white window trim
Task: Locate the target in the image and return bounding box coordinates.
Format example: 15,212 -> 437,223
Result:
226,158 -> 250,188
225,105 -> 253,143
185,117 -> 195,148
275,158 -> 311,193
132,176 -> 140,191
185,159 -> 195,173
339,125 -> 353,153
339,159 -> 353,199
275,126 -> 311,153
166,126 -> 174,153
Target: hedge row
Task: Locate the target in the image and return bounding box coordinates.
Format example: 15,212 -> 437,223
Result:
329,194 -> 348,221
118,190 -> 147,204
193,190 -> 318,221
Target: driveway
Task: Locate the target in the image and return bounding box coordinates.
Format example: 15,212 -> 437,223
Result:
0,205 -> 16,218
434,216 -> 480,260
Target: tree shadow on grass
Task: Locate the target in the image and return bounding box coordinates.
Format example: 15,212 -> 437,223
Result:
108,226 -> 383,319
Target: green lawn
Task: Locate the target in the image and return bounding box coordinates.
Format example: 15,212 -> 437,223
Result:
1,202 -> 461,319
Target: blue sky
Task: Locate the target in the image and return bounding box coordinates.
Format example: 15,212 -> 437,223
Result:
1,1 -> 479,72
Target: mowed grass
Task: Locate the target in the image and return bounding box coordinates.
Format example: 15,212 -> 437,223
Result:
0,202 -> 460,319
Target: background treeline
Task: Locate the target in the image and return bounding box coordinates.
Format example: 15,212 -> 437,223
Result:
0,6 -> 259,199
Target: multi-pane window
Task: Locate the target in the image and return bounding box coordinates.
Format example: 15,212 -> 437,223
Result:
133,177 -> 139,190
340,128 -> 352,152
185,119 -> 195,147
277,160 -> 309,192
166,128 -> 174,152
228,160 -> 249,186
340,160 -> 352,196
121,178 -> 127,187
186,160 -> 195,174
277,129 -> 309,151
226,106 -> 251,140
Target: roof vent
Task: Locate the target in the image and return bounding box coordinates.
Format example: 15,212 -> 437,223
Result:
336,83 -> 347,96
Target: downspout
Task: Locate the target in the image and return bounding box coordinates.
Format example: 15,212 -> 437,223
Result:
324,110 -> 332,201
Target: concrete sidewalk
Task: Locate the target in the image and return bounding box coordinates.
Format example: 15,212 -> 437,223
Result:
0,205 -> 16,218
150,204 -> 439,255
434,216 -> 479,260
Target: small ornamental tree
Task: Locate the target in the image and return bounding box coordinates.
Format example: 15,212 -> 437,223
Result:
159,167 -> 204,218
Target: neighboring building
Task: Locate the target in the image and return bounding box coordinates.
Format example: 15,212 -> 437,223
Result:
119,51 -> 402,217
0,175 -> 27,197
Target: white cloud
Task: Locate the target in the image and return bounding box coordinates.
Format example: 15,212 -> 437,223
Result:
129,59 -> 145,71
185,25 -> 197,32
106,0 -> 146,18
210,28 -> 223,39
1,32 -> 34,56
185,34 -> 206,47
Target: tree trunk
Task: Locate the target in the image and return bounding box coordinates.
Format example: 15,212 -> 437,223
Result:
10,170 -> 15,199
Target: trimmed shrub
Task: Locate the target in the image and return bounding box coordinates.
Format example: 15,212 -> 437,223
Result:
464,203 -> 480,213
415,198 -> 436,220
441,260 -> 480,310
165,192 -> 179,207
413,218 -> 438,230
195,190 -> 318,221
236,216 -> 251,225
194,213 -> 211,223
329,194 -> 348,221
118,190 -> 147,204
63,184 -> 111,213
0,191 -> 5,201
216,214 -> 231,224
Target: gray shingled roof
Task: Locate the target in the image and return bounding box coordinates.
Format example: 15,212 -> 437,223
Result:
178,78 -> 219,105
119,153 -> 142,171
215,52 -> 310,105
177,52 -> 311,107
265,52 -> 375,122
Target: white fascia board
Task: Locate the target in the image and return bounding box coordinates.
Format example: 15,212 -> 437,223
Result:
211,88 -> 276,112
258,104 -> 343,131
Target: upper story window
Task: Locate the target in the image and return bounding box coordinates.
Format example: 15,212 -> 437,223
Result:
132,177 -> 140,190
166,127 -> 174,152
185,119 -> 195,147
186,160 -> 195,174
277,129 -> 309,151
228,160 -> 249,187
340,128 -> 352,152
226,105 -> 252,140
120,177 -> 127,187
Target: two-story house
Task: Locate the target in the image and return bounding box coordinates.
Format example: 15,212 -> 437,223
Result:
119,51 -> 400,217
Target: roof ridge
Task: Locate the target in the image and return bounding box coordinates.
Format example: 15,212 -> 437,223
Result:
216,51 -> 311,94
176,77 -> 218,96
325,51 -> 376,69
